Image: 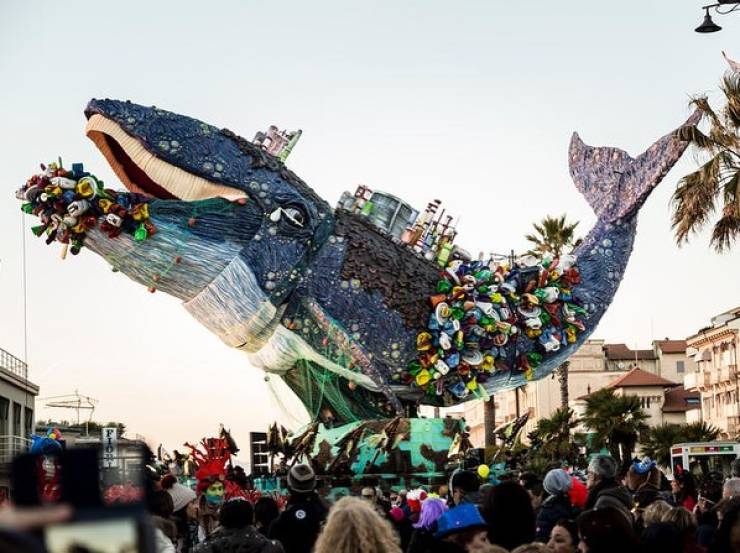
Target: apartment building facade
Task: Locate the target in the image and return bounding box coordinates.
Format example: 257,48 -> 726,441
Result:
0,347 -> 39,499
463,338 -> 696,448
684,307 -> 740,438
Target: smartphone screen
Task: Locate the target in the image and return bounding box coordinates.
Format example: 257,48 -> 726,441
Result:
45,517 -> 144,553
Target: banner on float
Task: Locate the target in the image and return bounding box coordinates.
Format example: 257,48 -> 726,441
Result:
102,427 -> 118,468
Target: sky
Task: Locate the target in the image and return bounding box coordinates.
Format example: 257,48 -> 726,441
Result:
1,1 -> 739,460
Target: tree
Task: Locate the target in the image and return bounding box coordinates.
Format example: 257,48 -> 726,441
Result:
672,73 -> 740,252
681,421 -> 720,443
640,423 -> 684,467
528,407 -> 580,465
581,388 -> 649,468
525,214 -> 582,257
640,421 -> 721,468
557,361 -> 570,408
525,215 -> 582,409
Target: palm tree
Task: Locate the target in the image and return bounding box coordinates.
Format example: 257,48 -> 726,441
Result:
526,214 -> 582,408
681,421 -> 721,443
530,407 -> 579,464
640,423 -> 684,467
672,72 -> 740,252
581,388 -> 649,469
525,214 -> 582,257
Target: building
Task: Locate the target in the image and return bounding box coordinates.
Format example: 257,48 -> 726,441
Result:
0,347 -> 39,499
571,367 -> 699,428
461,337 -> 696,448
684,306 -> 740,438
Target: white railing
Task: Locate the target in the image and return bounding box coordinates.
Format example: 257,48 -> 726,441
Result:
0,348 -> 28,380
0,435 -> 31,464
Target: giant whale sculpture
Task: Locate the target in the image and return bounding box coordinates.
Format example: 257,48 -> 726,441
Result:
17,100 -> 699,428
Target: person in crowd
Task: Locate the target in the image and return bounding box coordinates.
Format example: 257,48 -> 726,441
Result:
162,474 -> 203,552
512,543 -> 549,553
731,459 -> 740,479
313,496 -> 400,553
149,490 -> 177,553
641,499 -> 672,527
625,458 -> 663,515
450,470 -> 482,506
268,464 -> 328,553
710,501 -> 740,553
434,503 -> 493,553
194,497 -> 283,553
583,456 -> 632,526
536,469 -> 579,542
546,518 -> 578,553
576,507 -> 638,553
407,496 -> 448,553
638,522 -> 682,553
482,480 -> 536,550
662,507 -> 699,553
723,478 -> 740,499
672,471 -> 698,512
520,472 -> 545,514
254,496 -> 280,537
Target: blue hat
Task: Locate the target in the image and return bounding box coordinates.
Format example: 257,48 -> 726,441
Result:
632,457 -> 656,475
434,504 -> 487,538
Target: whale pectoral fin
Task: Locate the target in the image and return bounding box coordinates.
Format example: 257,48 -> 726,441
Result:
569,110 -> 701,221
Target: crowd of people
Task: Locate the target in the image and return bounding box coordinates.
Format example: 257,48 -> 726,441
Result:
143,455 -> 740,553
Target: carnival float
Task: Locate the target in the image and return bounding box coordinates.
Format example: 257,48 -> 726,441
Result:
15,98 -> 699,487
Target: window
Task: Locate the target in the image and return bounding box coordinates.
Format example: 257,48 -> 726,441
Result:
677,360 -> 685,373
24,408 -> 33,437
0,397 -> 8,435
12,403 -> 21,436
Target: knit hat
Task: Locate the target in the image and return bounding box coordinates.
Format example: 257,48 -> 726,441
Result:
544,469 -> 573,496
287,463 -> 316,493
434,504 -> 487,538
167,482 -> 197,512
588,455 -> 617,479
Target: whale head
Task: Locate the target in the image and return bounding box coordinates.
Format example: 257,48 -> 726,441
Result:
77,99 -> 333,349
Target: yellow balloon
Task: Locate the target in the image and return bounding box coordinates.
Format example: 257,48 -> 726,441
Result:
477,464 -> 490,479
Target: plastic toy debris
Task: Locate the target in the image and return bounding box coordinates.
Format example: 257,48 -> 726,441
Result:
16,159 -> 156,256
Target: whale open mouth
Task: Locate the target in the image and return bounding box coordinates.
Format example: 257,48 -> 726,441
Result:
86,114 -> 247,202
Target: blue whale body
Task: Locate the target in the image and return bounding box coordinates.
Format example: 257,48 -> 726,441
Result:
23,100 -> 699,423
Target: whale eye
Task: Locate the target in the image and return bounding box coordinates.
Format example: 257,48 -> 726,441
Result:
282,207 -> 305,227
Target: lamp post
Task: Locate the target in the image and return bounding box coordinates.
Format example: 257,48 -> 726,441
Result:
695,2 -> 740,33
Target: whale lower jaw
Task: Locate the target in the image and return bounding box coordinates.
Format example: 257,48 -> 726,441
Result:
183,256 -> 380,390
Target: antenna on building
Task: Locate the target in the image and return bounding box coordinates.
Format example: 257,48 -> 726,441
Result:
39,390 -> 98,434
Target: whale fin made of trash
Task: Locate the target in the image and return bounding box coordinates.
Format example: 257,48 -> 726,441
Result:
568,111 -> 701,222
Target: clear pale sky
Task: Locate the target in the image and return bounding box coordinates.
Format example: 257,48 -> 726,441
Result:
1,1 -> 738,459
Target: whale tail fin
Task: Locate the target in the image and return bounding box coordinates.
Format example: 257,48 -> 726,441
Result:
568,111 -> 701,222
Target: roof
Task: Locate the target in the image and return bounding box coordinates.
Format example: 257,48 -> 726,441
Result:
662,386 -> 701,413
605,367 -> 679,388
654,339 -> 687,354
604,343 -> 657,361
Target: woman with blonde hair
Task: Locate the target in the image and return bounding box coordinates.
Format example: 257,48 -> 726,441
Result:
641,499 -> 672,527
314,496 -> 401,553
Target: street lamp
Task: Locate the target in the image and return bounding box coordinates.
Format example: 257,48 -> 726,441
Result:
695,2 -> 740,33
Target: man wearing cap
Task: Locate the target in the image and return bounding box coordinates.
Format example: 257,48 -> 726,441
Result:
535,469 -> 579,542
268,464 -> 328,553
583,455 -> 632,526
450,470 -> 482,506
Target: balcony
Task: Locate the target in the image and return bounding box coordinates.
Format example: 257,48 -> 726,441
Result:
0,435 -> 31,464
725,404 -> 740,418
0,348 -> 28,380
720,366 -> 731,383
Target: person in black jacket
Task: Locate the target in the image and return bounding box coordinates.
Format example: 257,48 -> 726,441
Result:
536,469 -> 579,542
584,455 -> 633,528
268,464 -> 328,553
195,498 -> 283,553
